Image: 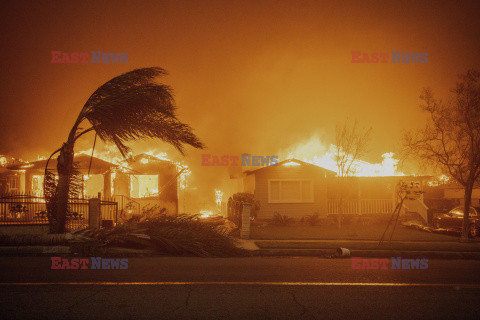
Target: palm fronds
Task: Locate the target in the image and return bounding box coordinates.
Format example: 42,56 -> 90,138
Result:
44,67 -> 204,233
73,67 -> 204,156
73,208 -> 246,257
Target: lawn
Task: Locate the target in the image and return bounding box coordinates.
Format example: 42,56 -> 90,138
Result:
250,223 -> 460,242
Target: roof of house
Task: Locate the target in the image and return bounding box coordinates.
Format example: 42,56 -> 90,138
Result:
5,152 -> 177,176
244,158 -> 336,176
7,154 -> 117,175
125,153 -> 176,175
241,159 -> 432,181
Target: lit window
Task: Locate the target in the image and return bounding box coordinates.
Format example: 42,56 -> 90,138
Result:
83,174 -> 104,198
32,175 -> 44,197
130,175 -> 158,198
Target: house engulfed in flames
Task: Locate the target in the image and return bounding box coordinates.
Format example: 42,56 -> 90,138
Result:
0,155 -> 26,194
2,153 -> 179,215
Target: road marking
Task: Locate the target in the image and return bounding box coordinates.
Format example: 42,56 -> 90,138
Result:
1,282 -> 480,288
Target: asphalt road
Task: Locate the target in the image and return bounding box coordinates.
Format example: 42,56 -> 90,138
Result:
1,257 -> 480,319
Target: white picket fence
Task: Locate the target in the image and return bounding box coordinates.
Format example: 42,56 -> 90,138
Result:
327,199 -> 394,214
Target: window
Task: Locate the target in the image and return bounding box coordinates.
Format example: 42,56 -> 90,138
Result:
268,180 -> 313,203
83,174 -> 104,198
32,175 -> 44,197
130,175 -> 159,198
7,175 -> 19,192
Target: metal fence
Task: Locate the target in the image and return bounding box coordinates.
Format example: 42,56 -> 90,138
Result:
0,193 -> 118,231
100,198 -> 118,225
113,195 -> 141,219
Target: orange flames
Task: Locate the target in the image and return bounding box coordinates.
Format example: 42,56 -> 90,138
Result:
280,135 -> 404,177
75,145 -> 192,190
215,189 -> 223,209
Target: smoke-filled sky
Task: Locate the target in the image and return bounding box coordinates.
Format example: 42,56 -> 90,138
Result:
1,0 -> 479,207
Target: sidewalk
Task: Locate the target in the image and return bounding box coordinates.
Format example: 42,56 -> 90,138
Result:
2,238 -> 480,259
0,245 -> 157,257
249,239 -> 480,259
254,239 -> 480,251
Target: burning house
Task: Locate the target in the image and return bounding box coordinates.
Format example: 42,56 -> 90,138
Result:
6,154 -> 117,198
3,153 -> 180,215
0,166 -> 20,195
0,155 -> 27,194
0,166 -> 18,194
113,153 -> 179,214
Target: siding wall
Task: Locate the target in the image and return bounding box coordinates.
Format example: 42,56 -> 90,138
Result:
326,176 -> 398,200
251,165 -> 330,220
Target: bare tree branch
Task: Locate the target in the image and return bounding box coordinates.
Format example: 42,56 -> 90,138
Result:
402,69 -> 480,240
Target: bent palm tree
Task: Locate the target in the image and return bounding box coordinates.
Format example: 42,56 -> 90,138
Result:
44,67 -> 204,233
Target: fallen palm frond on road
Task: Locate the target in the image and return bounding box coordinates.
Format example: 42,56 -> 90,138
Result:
72,209 -> 246,257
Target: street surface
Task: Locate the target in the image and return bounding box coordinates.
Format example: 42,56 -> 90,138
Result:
1,257 -> 480,319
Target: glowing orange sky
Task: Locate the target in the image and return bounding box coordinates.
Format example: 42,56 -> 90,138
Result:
1,0 -> 479,168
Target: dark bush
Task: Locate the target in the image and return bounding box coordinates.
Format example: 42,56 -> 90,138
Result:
270,212 -> 295,226
227,193 -> 260,226
301,213 -> 321,226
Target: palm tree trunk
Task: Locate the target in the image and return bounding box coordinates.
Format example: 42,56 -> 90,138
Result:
51,143 -> 74,233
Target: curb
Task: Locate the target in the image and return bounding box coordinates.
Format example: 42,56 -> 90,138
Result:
253,249 -> 331,256
2,246 -> 480,260
0,246 -> 71,256
252,241 -> 480,252
0,246 -> 156,257
254,248 -> 480,260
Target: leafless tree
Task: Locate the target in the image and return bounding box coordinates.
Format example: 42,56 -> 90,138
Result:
335,119 -> 372,178
334,119 -> 371,218
403,69 -> 480,241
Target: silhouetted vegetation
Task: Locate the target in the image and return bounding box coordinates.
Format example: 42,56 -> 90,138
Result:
403,69 -> 480,241
269,212 -> 295,226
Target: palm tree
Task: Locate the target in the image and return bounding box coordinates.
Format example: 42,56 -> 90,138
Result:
44,67 -> 204,233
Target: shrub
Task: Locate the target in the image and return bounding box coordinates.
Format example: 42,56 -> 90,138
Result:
302,213 -> 321,226
227,193 -> 260,226
270,212 -> 295,226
